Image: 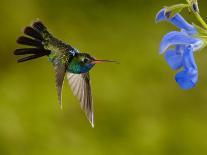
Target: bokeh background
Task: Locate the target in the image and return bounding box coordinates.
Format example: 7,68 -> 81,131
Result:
1,0 -> 207,154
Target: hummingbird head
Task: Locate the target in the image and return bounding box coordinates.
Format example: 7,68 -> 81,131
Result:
68,53 -> 117,74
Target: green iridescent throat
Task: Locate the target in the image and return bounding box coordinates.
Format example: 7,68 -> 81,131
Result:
67,59 -> 82,74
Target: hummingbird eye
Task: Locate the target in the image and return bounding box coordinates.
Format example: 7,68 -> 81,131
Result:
83,58 -> 90,63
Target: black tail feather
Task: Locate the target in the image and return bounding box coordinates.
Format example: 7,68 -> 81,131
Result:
24,26 -> 43,41
15,20 -> 51,63
17,53 -> 48,63
17,36 -> 43,47
14,48 -> 50,55
32,21 -> 47,33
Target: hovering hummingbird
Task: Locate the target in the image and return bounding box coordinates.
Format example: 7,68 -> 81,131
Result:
14,20 -> 116,127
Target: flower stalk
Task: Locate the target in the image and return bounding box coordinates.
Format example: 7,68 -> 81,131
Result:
194,12 -> 207,30
186,0 -> 207,30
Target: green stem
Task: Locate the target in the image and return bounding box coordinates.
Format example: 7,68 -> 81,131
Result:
186,0 -> 207,30
194,12 -> 207,30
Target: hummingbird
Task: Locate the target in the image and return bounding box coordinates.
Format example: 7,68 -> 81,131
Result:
14,20 -> 116,127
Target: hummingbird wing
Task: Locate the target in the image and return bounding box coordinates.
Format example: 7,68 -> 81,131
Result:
54,63 -> 66,109
67,72 -> 94,127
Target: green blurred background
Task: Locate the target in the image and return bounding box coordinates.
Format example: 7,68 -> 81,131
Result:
1,0 -> 207,154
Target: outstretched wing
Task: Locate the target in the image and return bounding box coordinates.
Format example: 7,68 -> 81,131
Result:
67,72 -> 94,127
54,63 -> 66,108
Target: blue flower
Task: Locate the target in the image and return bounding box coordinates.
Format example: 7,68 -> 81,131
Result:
156,8 -> 205,90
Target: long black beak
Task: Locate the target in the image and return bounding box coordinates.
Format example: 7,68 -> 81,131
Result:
91,59 -> 119,64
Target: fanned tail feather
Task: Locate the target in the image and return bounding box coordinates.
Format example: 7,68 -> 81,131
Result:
14,20 -> 51,63
24,26 -> 43,41
32,21 -> 47,33
17,36 -> 43,47
14,48 -> 49,55
17,53 -> 49,63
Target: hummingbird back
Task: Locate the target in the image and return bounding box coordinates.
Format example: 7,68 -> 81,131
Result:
14,20 -> 76,66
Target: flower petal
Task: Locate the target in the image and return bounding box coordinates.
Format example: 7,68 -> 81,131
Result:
160,31 -> 201,54
183,45 -> 198,70
155,8 -> 166,22
191,39 -> 205,52
175,45 -> 198,90
165,45 -> 184,70
155,8 -> 196,35
175,70 -> 197,89
170,14 -> 196,35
